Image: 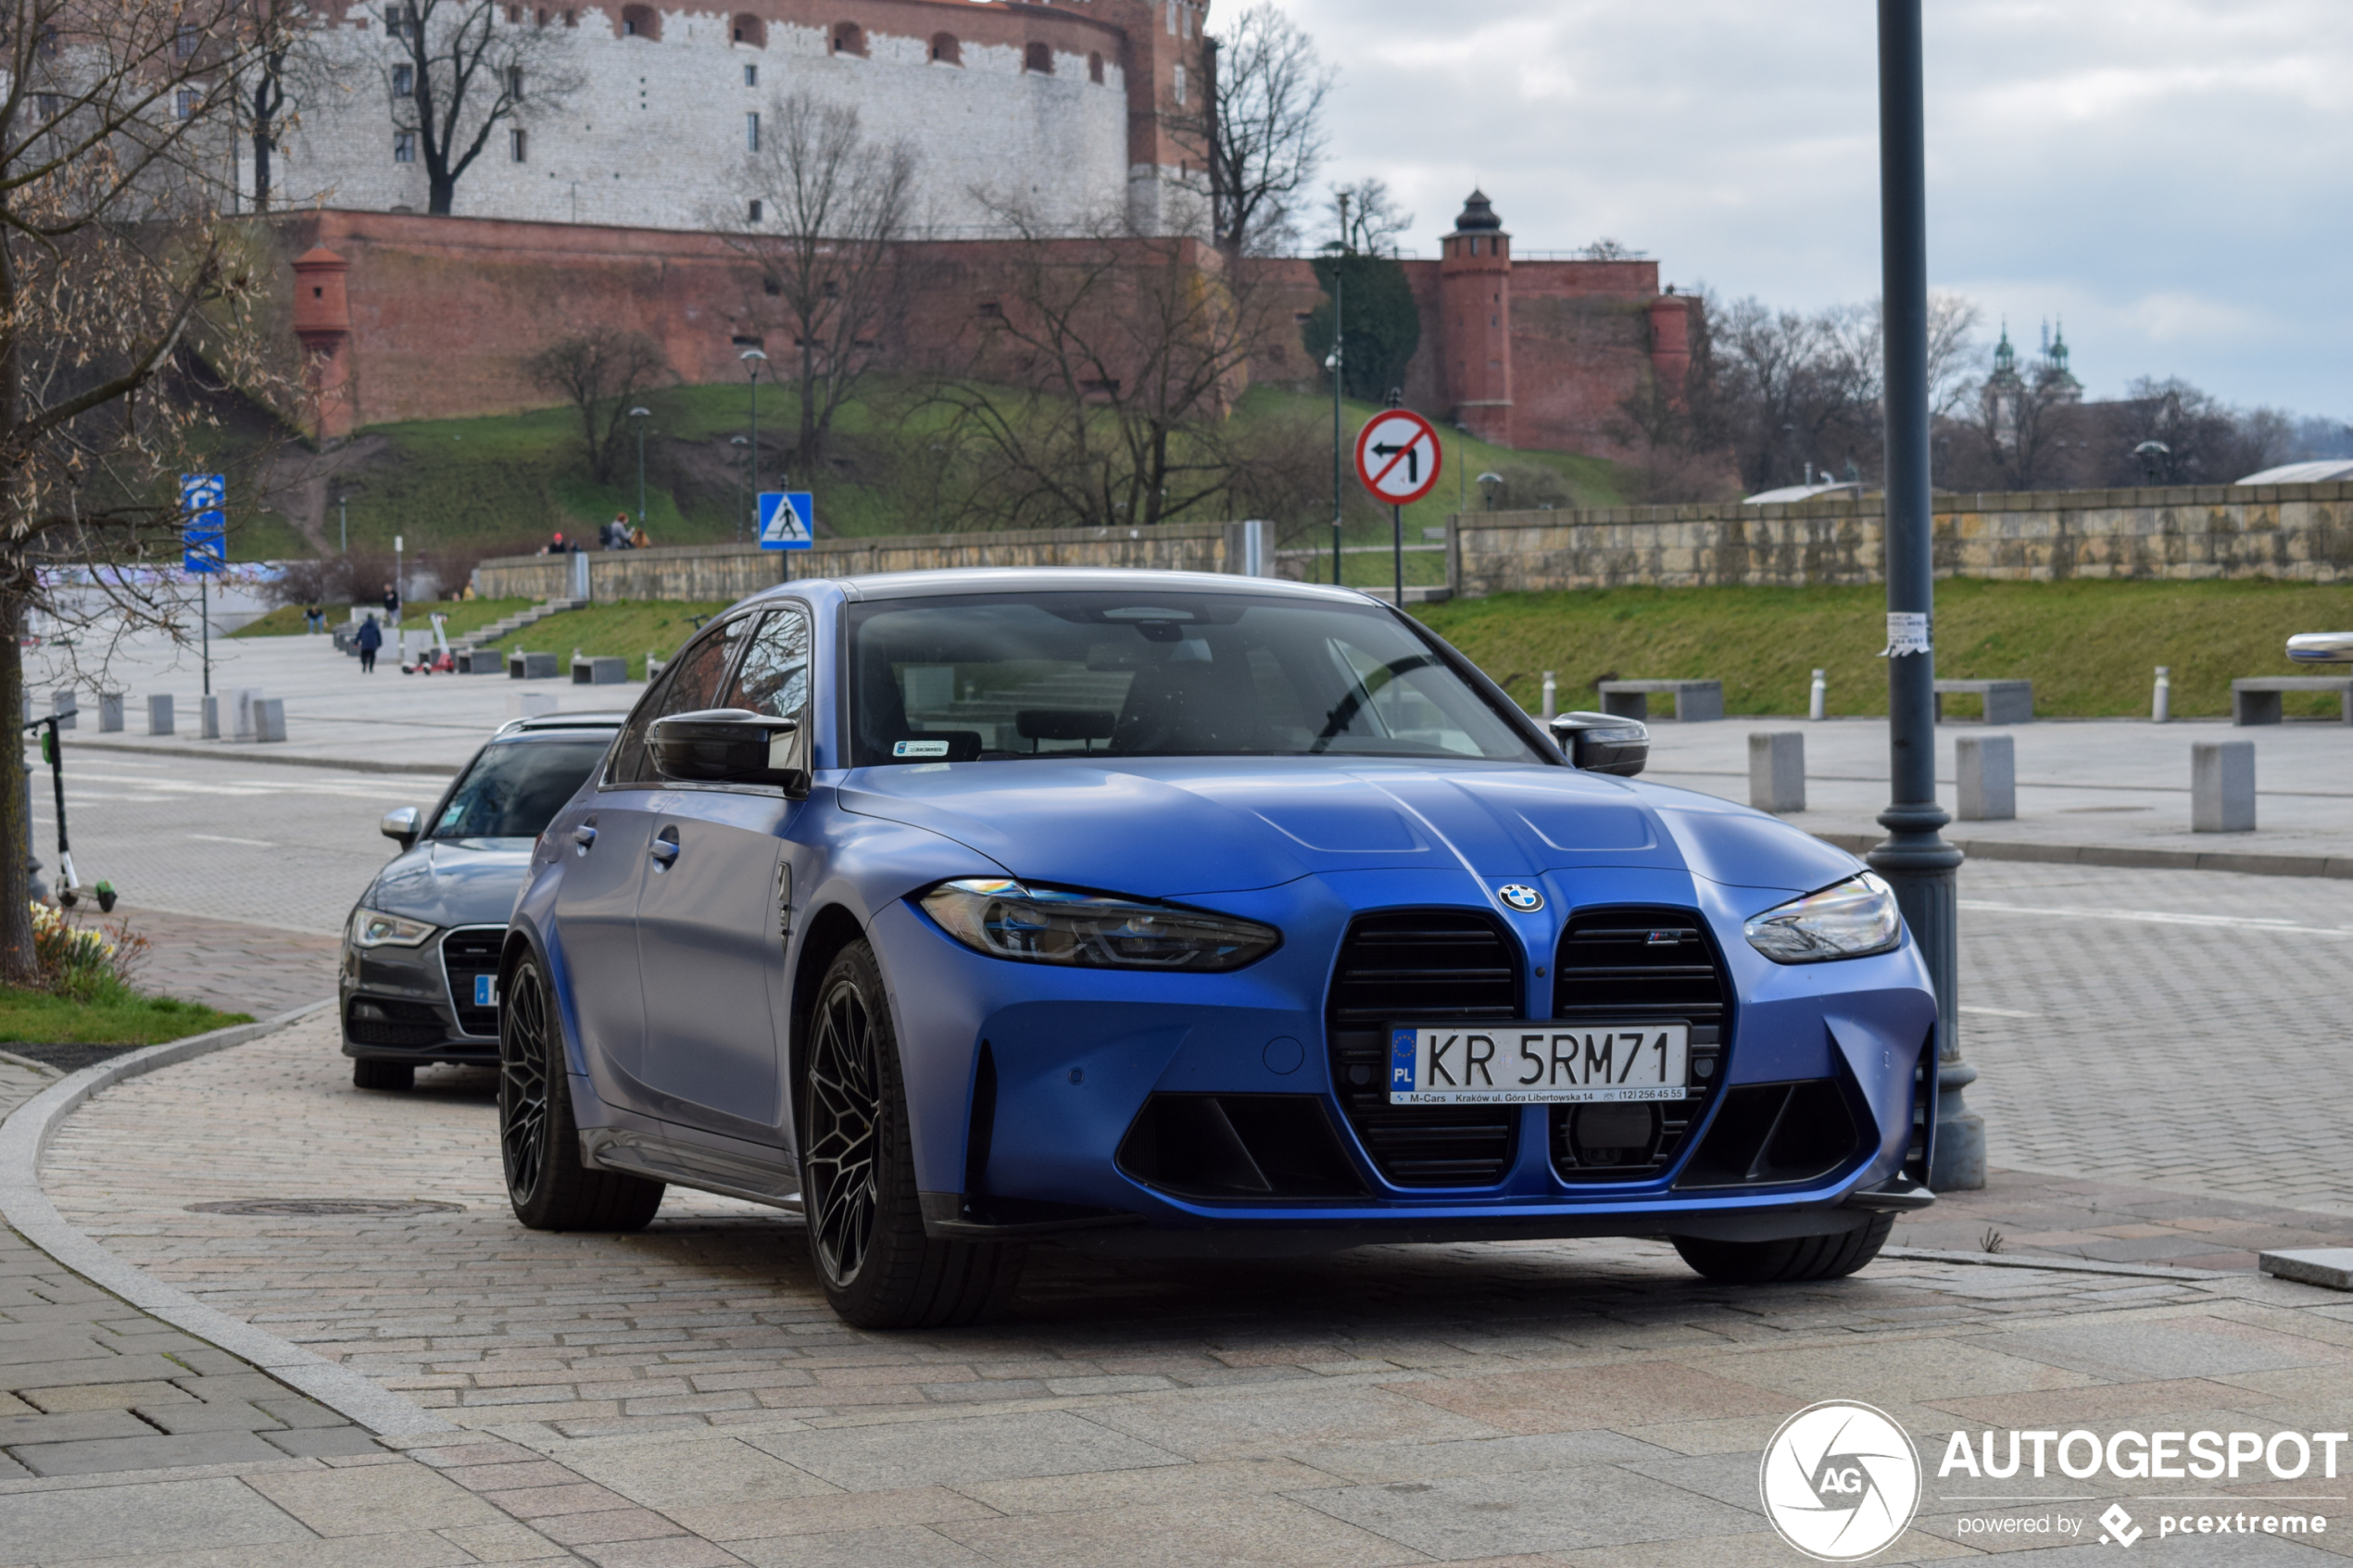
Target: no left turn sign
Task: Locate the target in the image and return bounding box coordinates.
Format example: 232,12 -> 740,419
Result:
1354,409 -> 1443,507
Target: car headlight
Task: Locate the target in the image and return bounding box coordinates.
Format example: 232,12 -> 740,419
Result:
1743,872 -> 1902,963
919,878 -> 1278,972
349,909 -> 438,948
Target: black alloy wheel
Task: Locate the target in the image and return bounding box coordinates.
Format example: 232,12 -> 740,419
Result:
799,940 -> 1023,1329
499,953 -> 664,1232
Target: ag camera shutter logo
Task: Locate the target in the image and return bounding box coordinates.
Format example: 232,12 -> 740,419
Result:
1759,1400 -> 1921,1562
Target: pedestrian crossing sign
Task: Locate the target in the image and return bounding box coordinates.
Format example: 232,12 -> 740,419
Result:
758,491 -> 813,549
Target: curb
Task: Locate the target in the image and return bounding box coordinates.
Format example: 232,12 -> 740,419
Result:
1810,832 -> 2353,881
0,1000 -> 459,1438
1880,1246 -> 2233,1283
66,738 -> 460,777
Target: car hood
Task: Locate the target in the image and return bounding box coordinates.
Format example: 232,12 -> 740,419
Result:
361,838 -> 535,930
837,759 -> 1859,899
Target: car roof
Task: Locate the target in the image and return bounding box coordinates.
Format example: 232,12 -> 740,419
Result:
813,568 -> 1387,606
492,711 -> 630,737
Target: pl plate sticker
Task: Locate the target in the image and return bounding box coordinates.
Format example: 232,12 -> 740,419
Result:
1759,1400 -> 1921,1562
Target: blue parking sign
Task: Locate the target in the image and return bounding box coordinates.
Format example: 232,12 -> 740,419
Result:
757,491 -> 813,550
182,474 -> 225,575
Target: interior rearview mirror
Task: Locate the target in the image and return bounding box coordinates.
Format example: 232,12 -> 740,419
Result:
380,806 -> 422,849
649,709 -> 809,796
1547,711 -> 1649,777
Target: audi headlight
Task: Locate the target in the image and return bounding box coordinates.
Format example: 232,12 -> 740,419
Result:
349,909 -> 438,949
920,878 -> 1278,972
1743,872 -> 1902,963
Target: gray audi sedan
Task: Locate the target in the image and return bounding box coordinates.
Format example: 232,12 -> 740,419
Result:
340,712 -> 624,1089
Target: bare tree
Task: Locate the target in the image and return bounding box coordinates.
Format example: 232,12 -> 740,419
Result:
1327,177 -> 1412,257
381,0 -> 577,216
718,92 -> 914,479
0,0 -> 306,979
236,6 -> 346,211
522,329 -> 672,485
1202,3 -> 1331,258
928,206 -> 1276,530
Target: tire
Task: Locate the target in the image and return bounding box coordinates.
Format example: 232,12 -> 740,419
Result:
1671,1211 -> 1894,1285
352,1059 -> 414,1092
801,940 -> 1023,1329
499,952 -> 664,1232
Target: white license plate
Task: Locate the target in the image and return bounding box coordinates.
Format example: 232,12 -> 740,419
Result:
1388,1023 -> 1689,1106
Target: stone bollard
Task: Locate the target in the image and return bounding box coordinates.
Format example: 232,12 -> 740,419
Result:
231,687 -> 263,742
1954,734 -> 2015,821
49,689 -> 76,730
1809,669 -> 1827,721
146,695 -> 174,736
2153,666 -> 2171,723
1747,731 -> 1806,814
1541,671 -> 1557,722
97,693 -> 124,733
254,698 -> 287,743
201,695 -> 221,739
2192,741 -> 2255,833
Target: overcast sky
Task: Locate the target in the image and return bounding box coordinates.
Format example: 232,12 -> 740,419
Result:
1260,0 -> 2349,422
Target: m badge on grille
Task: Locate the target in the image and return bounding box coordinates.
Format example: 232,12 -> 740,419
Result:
1497,884 -> 1544,912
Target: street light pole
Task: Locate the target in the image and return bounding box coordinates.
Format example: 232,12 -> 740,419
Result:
1869,0 -> 1978,1190
730,436 -> 749,546
1327,273 -> 1343,589
740,348 -> 768,545
628,407 -> 650,532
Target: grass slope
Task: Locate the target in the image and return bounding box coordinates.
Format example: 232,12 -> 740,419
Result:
0,987 -> 248,1046
486,601 -> 736,681
234,598 -> 536,640
1416,578 -> 2353,720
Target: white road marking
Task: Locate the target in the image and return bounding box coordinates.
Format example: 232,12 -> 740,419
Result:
1959,1005 -> 2040,1018
188,833 -> 279,847
1959,899 -> 2353,939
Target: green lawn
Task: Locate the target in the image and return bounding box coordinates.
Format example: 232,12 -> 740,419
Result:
233,598 -> 535,640
490,601 -> 736,681
1416,577 -> 2353,720
0,987 -> 249,1046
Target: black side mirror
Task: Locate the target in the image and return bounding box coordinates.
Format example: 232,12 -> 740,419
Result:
380,806 -> 422,849
650,709 -> 809,796
1548,711 -> 1649,777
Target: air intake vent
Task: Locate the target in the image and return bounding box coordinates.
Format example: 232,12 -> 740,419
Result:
346,997 -> 443,1049
440,927 -> 505,1037
1548,908 -> 1729,1183
1327,910 -> 1519,1187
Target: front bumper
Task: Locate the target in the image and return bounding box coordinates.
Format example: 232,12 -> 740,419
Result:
870,864 -> 1938,1248
339,923 -> 506,1063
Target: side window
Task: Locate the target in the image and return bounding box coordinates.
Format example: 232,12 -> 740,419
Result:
722,606 -> 811,719
607,619 -> 749,785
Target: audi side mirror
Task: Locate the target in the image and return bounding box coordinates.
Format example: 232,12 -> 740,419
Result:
380,806 -> 422,849
649,709 -> 809,796
1549,711 -> 1649,777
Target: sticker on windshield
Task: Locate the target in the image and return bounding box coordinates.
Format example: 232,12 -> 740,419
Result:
893,740 -> 951,759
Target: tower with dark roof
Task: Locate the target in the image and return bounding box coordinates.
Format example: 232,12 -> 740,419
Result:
1440,189 -> 1514,445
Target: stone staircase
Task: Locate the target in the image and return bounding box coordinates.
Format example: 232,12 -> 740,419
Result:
450,597 -> 585,654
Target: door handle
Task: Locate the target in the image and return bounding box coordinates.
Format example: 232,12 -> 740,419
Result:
649,830 -> 680,866
572,822 -> 598,852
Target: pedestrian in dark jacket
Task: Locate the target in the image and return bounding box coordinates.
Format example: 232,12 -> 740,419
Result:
382,582 -> 400,626
356,613 -> 382,673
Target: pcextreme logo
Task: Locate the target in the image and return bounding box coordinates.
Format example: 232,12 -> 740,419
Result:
1759,1400 -> 1922,1562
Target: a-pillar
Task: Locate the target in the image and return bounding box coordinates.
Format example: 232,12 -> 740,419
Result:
1439,190 -> 1514,447
291,245 -> 353,443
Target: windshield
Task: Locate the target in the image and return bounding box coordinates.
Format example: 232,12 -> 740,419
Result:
431,738 -> 610,840
847,591 -> 1541,766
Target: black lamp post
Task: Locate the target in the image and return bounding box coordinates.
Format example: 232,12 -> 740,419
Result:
628,407 -> 651,532
1869,0 -> 1978,1190
730,435 -> 749,545
1476,471 -> 1504,511
739,347 -> 768,544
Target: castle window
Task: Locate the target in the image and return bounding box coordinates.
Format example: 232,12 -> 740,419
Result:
930,31 -> 960,65
1025,42 -> 1051,74
510,127 -> 527,161
506,65 -> 523,96
1088,52 -> 1103,83
506,4 -> 519,20
731,13 -> 764,47
393,131 -> 415,163
1165,1 -> 1177,35
1172,63 -> 1185,105
535,8 -> 547,24
749,200 -> 764,224
620,4 -> 658,39
392,63 -> 413,95
174,86 -> 199,119
976,300 -> 1002,320
175,22 -> 201,56
563,9 -> 577,26
744,63 -> 757,86
832,22 -> 866,56
746,110 -> 760,150
1183,6 -> 1195,39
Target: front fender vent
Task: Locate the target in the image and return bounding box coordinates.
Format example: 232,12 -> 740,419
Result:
1326,910 -> 1520,1187
1672,1079 -> 1864,1189
1117,1095 -> 1366,1201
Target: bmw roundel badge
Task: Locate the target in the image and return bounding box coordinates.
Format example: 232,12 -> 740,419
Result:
1497,884 -> 1544,912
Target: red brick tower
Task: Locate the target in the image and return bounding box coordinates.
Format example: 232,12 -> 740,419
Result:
290,245 -> 354,442
1439,189 -> 1513,446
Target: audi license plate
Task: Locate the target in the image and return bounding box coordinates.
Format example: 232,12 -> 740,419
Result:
1389,1023 -> 1689,1106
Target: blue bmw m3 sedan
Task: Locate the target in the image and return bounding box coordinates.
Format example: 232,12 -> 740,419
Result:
497,570 -> 1937,1328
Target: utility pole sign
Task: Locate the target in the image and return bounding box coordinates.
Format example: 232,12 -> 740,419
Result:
1353,409 -> 1443,508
